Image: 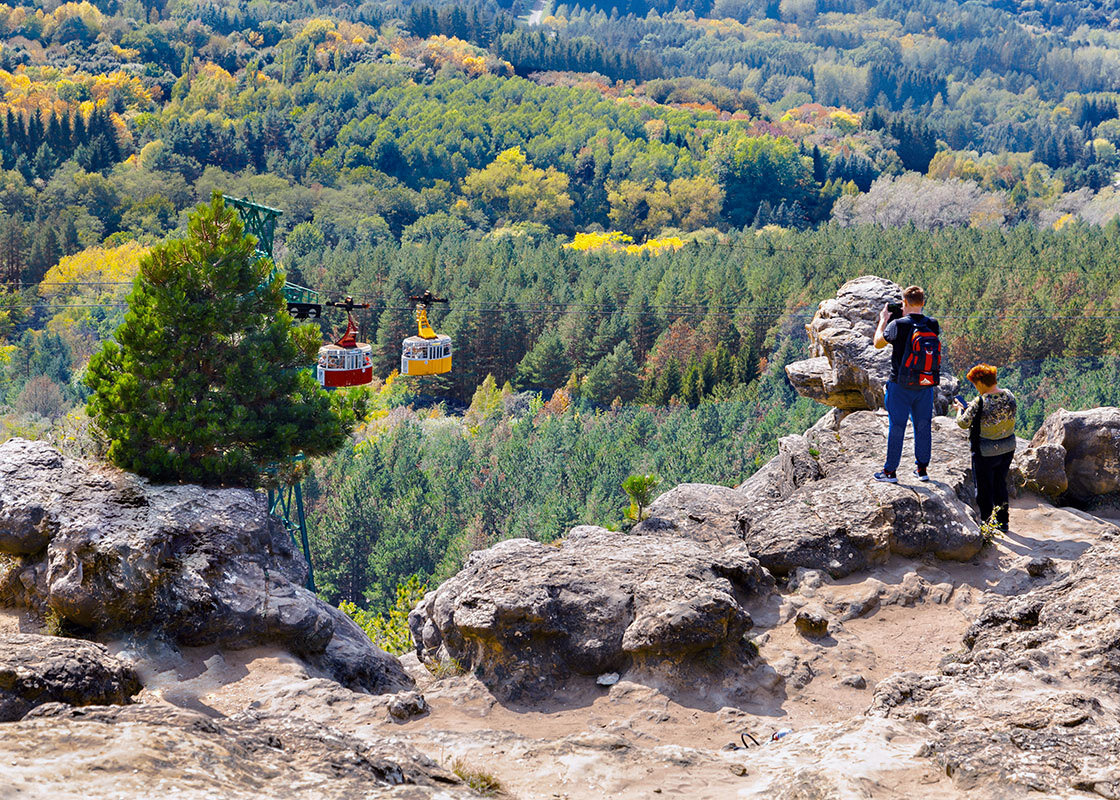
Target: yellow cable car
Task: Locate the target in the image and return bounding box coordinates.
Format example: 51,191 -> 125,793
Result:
401,291 -> 452,376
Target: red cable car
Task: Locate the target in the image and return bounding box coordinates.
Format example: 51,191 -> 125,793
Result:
316,297 -> 373,389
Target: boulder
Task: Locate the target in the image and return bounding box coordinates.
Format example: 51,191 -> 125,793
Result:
1,702 -> 472,799
1013,442 -> 1068,498
0,438 -> 410,695
794,608 -> 829,638
736,411 -> 984,578
869,527 -> 1120,798
785,275 -> 958,413
631,482 -> 748,544
1019,407 -> 1120,502
0,633 -> 140,721
408,527 -> 773,700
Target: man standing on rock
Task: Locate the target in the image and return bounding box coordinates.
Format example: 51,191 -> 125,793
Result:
872,285 -> 941,484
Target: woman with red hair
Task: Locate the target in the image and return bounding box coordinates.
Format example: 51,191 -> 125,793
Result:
953,364 -> 1017,533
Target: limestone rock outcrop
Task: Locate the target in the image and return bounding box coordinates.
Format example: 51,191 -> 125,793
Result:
785,275 -> 958,413
0,633 -> 140,722
0,438 -> 410,695
736,410 -> 984,577
631,482 -> 749,544
1015,407 -> 1120,503
415,403 -> 998,699
1013,442 -> 1068,498
409,526 -> 773,700
1,702 -> 473,799
870,525 -> 1120,797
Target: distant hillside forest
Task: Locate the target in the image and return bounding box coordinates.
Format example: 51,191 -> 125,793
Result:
5,0 -> 1120,614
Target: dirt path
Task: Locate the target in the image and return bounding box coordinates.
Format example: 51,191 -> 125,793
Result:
114,496 -> 1115,799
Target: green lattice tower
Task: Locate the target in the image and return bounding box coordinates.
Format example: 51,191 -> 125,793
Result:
267,482 -> 315,592
226,194 -> 317,592
222,194 -> 321,318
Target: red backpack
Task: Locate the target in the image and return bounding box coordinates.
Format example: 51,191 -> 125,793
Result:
899,318 -> 941,389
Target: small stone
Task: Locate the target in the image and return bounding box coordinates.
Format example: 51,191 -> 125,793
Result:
596,672 -> 620,686
1027,557 -> 1053,577
795,609 -> 829,638
840,673 -> 867,690
790,568 -> 823,596
386,691 -> 428,722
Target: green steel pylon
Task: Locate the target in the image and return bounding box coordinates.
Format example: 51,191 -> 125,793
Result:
223,194 -> 322,319
267,482 -> 315,592
226,194 -> 318,593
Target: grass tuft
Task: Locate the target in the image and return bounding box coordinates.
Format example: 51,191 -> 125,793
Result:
449,756 -> 503,796
426,656 -> 467,679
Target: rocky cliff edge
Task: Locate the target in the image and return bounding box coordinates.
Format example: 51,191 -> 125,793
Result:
0,437 -> 410,697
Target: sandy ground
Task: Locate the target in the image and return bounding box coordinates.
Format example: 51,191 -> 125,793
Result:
92,496 -> 1114,799
0,607 -> 39,635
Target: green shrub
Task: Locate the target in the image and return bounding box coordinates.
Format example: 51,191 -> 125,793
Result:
340,575 -> 427,655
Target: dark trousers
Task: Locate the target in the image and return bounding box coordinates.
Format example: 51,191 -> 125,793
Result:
973,451 -> 1014,529
884,382 -> 933,472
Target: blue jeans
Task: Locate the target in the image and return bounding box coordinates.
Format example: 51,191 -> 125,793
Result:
884,382 -> 933,472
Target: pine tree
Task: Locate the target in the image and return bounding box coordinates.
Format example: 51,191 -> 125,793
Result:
583,341 -> 640,406
86,195 -> 358,487
681,360 -> 702,407
515,331 -> 572,390
27,226 -> 59,284
655,358 -> 682,404
0,216 -> 25,284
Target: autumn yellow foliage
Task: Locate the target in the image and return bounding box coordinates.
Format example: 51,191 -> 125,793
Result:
0,66 -> 150,123
40,241 -> 147,300
1052,212 -> 1076,231
564,231 -> 684,255
391,35 -> 513,77
828,109 -> 861,133
625,236 -> 685,255
564,231 -> 634,251
40,242 -> 148,362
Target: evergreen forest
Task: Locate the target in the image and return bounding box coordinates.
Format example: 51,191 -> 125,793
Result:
4,0 -> 1120,615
